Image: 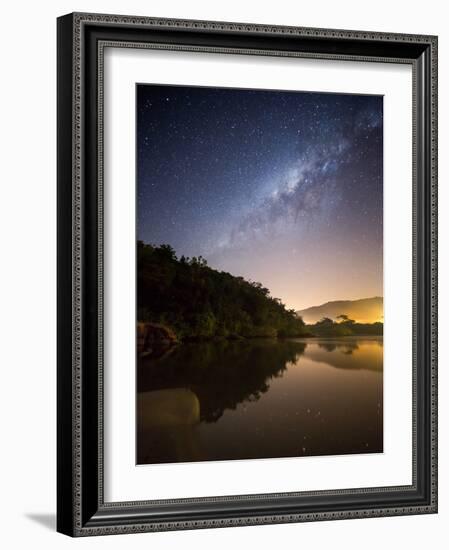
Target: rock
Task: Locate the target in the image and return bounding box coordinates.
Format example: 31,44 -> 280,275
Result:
137,322 -> 178,356
137,388 -> 201,463
138,388 -> 200,427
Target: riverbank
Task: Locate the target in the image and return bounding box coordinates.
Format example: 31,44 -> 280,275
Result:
137,320 -> 384,359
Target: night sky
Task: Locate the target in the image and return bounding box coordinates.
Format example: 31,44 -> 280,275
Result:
137,84 -> 383,311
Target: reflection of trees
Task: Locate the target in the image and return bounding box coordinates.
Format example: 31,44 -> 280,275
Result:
318,342 -> 359,355
138,340 -> 306,422
310,339 -> 383,371
318,343 -> 337,352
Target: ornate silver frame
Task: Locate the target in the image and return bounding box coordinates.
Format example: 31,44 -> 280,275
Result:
57,12 -> 438,536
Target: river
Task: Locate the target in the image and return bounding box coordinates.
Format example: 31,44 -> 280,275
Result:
137,336 -> 383,464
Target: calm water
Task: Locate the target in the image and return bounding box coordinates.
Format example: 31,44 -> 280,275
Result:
137,337 -> 383,464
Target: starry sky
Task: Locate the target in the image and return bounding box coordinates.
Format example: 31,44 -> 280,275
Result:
137,84 -> 383,311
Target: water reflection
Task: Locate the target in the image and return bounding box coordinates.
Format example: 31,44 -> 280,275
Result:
137,337 -> 383,464
139,339 -> 306,422
312,338 -> 383,371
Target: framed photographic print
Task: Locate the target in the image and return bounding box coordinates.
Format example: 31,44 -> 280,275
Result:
57,12 -> 438,536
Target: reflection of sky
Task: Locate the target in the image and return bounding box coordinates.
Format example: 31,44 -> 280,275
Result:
137,85 -> 383,310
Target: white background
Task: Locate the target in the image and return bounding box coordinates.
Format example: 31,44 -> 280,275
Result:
104,48 -> 412,501
0,1 -> 446,548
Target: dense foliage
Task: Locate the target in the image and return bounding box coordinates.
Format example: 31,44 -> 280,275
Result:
309,315 -> 383,336
137,242 -> 308,340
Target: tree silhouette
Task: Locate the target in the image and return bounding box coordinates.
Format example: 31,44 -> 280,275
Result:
137,242 -> 307,340
337,314 -> 355,325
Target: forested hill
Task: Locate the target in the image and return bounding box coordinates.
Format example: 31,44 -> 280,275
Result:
137,242 -> 307,340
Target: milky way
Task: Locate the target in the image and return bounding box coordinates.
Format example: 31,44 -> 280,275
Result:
137,84 -> 383,310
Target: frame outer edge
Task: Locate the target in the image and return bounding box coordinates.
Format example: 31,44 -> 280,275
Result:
71,11 -> 436,44
60,12 -> 438,536
57,13 -> 77,537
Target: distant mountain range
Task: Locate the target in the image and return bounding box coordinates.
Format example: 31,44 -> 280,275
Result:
296,297 -> 383,324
